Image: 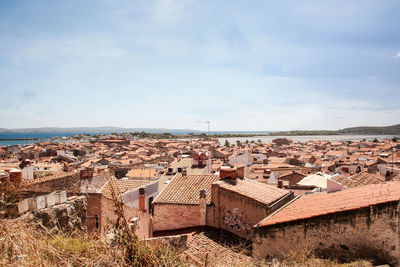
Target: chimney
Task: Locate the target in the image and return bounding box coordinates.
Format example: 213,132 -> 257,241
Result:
237,166 -> 245,179
139,188 -> 146,212
199,189 -> 206,226
277,180 -> 283,188
80,168 -> 88,179
220,167 -> 238,184
200,189 -> 206,199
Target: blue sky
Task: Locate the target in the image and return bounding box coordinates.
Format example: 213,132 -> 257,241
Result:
1,0 -> 400,131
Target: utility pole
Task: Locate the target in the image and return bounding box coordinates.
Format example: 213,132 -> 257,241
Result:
196,121 -> 210,135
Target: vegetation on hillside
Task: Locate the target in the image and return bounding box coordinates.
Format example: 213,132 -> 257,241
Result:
338,124 -> 400,135
0,219 -> 374,267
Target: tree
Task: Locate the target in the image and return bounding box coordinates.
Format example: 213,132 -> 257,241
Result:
236,140 -> 242,147
224,140 -> 230,147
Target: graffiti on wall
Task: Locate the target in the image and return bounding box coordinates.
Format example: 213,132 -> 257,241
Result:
223,208 -> 251,232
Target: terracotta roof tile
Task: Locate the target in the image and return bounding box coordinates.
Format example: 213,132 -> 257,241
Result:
154,174 -> 219,205
214,178 -> 291,206
185,232 -> 252,265
100,179 -> 153,199
127,168 -> 157,179
258,181 -> 400,227
331,172 -> 384,188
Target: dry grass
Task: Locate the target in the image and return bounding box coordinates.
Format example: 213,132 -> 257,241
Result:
0,219 -> 124,266
261,248 -> 373,267
0,174 -> 184,267
0,218 -> 185,267
0,218 -> 375,267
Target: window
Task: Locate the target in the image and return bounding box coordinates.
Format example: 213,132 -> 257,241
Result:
95,215 -> 99,229
148,197 -> 153,215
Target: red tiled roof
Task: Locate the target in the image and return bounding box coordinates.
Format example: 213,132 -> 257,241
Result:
331,172 -> 384,188
100,178 -> 153,199
214,178 -> 291,206
185,232 -> 252,265
154,173 -> 219,205
258,181 -> 400,227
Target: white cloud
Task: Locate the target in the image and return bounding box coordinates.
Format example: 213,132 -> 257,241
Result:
12,36 -> 128,65
152,0 -> 192,25
395,51 -> 400,58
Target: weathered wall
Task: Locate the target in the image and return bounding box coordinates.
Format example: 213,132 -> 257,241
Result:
278,172 -> 305,185
86,193 -> 152,239
207,184 -> 270,239
153,203 -> 202,232
30,196 -> 87,233
86,193 -> 102,232
253,201 -> 400,266
20,173 -> 80,193
121,180 -> 159,210
229,153 -> 253,166
80,174 -> 108,193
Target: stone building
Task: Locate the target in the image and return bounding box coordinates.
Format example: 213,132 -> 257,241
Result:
206,167 -> 294,239
100,178 -> 158,212
153,167 -> 295,239
153,173 -> 219,233
253,181 -> 400,266
278,171 -> 306,186
86,193 -> 153,239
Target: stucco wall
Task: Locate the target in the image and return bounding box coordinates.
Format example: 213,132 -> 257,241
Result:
153,203 -> 202,232
229,153 -> 253,166
121,181 -> 159,210
207,184 -> 270,239
86,193 -> 152,239
253,201 -> 400,266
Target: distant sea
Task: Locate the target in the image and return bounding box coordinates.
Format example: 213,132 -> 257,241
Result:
0,132 -> 81,146
0,130 -> 270,146
218,135 -> 400,145
1,131 -> 399,147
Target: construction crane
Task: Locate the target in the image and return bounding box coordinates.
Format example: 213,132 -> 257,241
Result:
196,121 -> 210,135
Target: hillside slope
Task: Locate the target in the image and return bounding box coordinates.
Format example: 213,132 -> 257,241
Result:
339,124 -> 400,135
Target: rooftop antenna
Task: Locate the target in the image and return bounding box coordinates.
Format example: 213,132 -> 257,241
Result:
196,121 -> 210,135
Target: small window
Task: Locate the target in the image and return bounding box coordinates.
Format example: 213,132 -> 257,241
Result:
148,197 -> 154,215
95,215 -> 99,229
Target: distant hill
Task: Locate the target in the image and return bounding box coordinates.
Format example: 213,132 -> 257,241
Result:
0,126 -> 196,134
339,124 -> 400,135
0,126 -> 269,135
0,124 -> 399,136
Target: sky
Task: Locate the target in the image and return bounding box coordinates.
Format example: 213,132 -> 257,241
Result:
0,0 -> 400,131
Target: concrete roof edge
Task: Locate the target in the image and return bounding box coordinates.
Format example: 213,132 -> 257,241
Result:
254,195 -> 301,228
